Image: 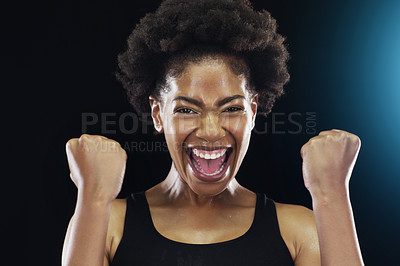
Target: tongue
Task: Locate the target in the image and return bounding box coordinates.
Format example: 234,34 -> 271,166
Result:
193,152 -> 227,175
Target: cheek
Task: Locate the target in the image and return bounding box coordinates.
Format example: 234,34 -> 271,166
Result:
163,117 -> 195,154
165,117 -> 198,136
222,114 -> 253,159
221,114 -> 253,137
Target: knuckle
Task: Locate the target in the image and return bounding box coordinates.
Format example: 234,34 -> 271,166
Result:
107,139 -> 118,147
66,138 -> 78,149
79,134 -> 91,142
351,135 -> 361,145
109,141 -> 119,150
300,145 -> 306,154
80,133 -> 90,138
94,136 -> 103,142
341,132 -> 353,141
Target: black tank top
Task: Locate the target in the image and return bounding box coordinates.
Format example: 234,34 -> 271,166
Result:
111,191 -> 294,266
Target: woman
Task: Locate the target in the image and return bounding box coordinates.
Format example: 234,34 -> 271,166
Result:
62,0 -> 364,265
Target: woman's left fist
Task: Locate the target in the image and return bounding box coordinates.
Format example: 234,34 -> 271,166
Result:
300,129 -> 361,197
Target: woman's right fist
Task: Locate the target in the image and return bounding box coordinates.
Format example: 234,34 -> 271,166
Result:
66,134 -> 127,203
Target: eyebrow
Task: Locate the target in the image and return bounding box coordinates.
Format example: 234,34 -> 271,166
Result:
172,95 -> 245,107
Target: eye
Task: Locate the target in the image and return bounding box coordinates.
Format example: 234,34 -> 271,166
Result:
175,107 -> 197,114
224,106 -> 243,112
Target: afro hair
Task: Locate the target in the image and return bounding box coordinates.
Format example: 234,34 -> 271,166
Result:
116,0 -> 290,119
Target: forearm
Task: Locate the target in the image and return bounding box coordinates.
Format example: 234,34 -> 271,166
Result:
62,192 -> 112,266
312,190 -> 364,266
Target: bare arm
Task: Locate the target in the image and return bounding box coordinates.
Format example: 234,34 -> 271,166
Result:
312,191 -> 363,266
300,129 -> 364,265
276,203 -> 321,266
283,191 -> 363,266
62,135 -> 127,266
62,195 -> 111,266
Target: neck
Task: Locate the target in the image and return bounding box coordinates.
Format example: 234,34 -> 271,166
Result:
158,163 -> 243,207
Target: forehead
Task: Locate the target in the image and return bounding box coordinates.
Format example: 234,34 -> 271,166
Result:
165,58 -> 250,101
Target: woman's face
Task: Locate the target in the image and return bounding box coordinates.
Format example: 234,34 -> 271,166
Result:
150,57 -> 257,196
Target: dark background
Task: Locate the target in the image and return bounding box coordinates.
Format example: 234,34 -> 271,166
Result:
17,0 -> 400,265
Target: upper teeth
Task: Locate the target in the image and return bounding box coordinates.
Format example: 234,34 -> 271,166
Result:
193,148 -> 227,159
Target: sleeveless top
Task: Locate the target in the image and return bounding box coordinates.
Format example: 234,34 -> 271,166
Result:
111,191 -> 294,266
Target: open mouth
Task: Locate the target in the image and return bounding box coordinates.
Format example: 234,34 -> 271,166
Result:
186,146 -> 233,182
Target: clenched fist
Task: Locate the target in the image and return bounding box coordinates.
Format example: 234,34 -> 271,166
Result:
300,129 -> 361,197
66,134 -> 127,203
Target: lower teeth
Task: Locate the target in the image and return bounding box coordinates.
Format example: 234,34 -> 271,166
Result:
191,158 -> 226,176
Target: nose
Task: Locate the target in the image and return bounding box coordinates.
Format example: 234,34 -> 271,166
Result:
195,112 -> 226,142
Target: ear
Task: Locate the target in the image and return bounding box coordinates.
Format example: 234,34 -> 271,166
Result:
250,94 -> 258,130
149,95 -> 163,133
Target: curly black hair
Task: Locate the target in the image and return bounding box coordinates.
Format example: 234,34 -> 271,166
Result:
116,0 -> 290,120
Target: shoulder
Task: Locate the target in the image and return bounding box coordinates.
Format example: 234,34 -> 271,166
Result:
106,198 -> 127,262
275,202 -> 315,227
274,202 -> 320,264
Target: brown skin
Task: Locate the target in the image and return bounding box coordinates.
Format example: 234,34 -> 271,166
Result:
104,57 -> 321,265
150,57 -> 257,200
63,55 -> 363,266
301,130 -> 364,265
62,135 -> 127,266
